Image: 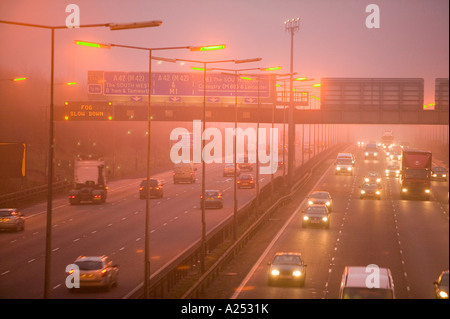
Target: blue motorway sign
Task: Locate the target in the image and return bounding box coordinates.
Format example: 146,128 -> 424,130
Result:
94,71 -> 271,98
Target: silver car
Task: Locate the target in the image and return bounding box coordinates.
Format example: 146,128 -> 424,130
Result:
69,255 -> 119,291
0,208 -> 25,232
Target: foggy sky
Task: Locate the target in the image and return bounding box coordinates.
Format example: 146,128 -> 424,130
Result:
0,0 -> 448,104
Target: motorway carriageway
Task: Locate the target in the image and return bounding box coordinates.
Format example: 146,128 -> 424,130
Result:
0,149 -> 304,299
230,145 -> 448,299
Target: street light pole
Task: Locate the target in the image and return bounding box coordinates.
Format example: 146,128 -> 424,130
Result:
284,18 -> 300,187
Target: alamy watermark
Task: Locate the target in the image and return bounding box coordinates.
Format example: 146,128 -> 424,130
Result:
169,120 -> 279,175
65,4 -> 80,28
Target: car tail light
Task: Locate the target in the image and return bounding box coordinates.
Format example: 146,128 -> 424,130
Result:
139,187 -> 143,191
101,269 -> 108,277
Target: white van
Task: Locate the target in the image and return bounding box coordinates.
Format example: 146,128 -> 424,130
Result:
173,162 -> 197,184
339,266 -> 395,299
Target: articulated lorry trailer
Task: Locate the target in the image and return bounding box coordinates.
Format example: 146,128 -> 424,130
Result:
68,158 -> 108,205
400,149 -> 432,200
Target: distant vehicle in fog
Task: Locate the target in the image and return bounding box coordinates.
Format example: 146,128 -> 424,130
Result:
237,174 -> 255,189
68,159 -> 107,205
400,149 -> 432,200
139,179 -> 164,199
431,166 -> 448,181
364,143 -> 378,159
200,190 -> 224,209
359,182 -> 382,200
335,157 -> 354,175
173,162 -> 197,184
385,164 -> 400,178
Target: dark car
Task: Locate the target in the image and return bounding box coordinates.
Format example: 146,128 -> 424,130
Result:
364,171 -> 382,186
432,166 -> 448,181
433,270 -> 449,299
359,182 -> 382,200
307,191 -> 333,211
268,252 -> 307,287
200,190 -> 224,209
0,208 -> 25,232
237,174 -> 255,189
139,179 -> 164,199
302,205 -> 330,229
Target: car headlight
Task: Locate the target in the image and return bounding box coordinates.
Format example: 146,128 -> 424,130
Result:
374,153 -> 377,156
322,217 -> 328,222
432,174 -> 437,177
439,290 -> 449,299
443,174 -> 447,178
308,200 -> 313,205
326,201 -> 331,206
365,178 -> 369,182
293,270 -> 302,277
361,190 -> 366,194
365,152 -> 369,156
303,216 -> 309,221
336,167 -> 341,171
385,170 -> 389,173
396,170 -> 400,174
425,189 -> 431,194
376,178 -> 381,183
376,190 -> 381,195
347,167 -> 352,171
402,188 -> 408,193
271,269 -> 280,276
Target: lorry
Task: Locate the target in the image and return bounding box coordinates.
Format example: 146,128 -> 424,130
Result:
400,149 -> 432,200
68,158 -> 108,205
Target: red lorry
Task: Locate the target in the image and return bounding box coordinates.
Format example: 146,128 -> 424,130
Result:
400,149 -> 432,200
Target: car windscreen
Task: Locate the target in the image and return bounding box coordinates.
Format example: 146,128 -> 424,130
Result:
404,169 -> 430,179
306,207 -> 327,214
336,159 -> 352,165
273,255 -> 301,265
342,287 -> 394,299
363,183 -> 379,189
75,261 -> 103,270
310,192 -> 329,199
